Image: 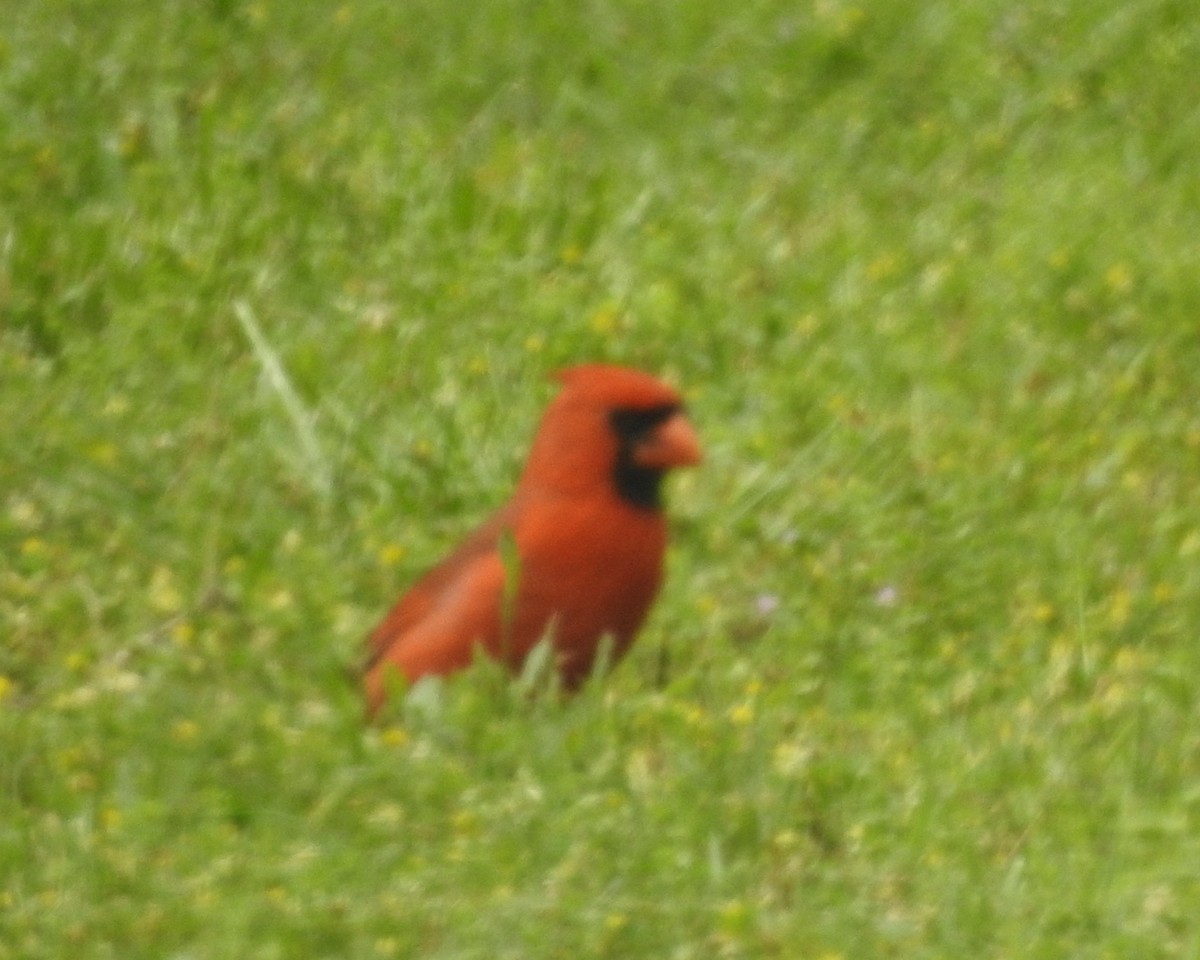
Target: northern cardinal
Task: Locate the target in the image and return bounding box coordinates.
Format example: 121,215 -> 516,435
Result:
363,364 -> 702,714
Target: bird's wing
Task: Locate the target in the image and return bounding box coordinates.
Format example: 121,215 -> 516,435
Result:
362,546 -> 508,713
363,504 -> 517,670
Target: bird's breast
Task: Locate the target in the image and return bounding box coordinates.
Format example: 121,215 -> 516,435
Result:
504,496 -> 668,673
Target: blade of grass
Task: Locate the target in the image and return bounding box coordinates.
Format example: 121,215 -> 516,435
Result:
233,299 -> 332,500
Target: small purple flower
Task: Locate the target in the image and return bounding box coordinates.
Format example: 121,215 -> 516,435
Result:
874,584 -> 899,608
755,594 -> 781,617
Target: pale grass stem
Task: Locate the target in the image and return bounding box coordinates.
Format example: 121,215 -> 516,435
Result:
233,299 -> 333,500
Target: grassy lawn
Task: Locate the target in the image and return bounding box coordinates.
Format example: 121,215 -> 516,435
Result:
3,0 -> 1199,956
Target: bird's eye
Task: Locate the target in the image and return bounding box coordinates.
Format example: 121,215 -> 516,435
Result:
609,405 -> 679,443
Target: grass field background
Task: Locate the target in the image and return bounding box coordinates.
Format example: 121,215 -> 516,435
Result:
3,0 -> 1199,956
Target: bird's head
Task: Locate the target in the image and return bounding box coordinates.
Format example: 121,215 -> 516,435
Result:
519,364 -> 702,510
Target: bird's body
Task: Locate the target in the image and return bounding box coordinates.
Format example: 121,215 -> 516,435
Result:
363,364 -> 701,715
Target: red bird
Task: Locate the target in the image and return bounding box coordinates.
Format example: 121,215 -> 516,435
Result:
363,364 -> 702,715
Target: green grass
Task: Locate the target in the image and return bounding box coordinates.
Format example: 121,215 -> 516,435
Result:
3,0 -> 1200,956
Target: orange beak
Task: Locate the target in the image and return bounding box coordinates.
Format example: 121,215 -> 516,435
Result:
632,411 -> 703,470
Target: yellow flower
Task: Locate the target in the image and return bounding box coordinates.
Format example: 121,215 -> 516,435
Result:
88,441 -> 118,466
1053,83 -> 1082,111
149,566 -> 183,613
173,720 -> 200,742
772,741 -> 810,777
1108,588 -> 1132,628
20,537 -> 46,558
8,498 -> 41,529
1112,646 -> 1142,674
378,544 -> 406,568
717,898 -> 750,932
867,251 -> 899,282
103,395 -> 130,416
1105,263 -> 1134,295
268,589 -> 293,611
728,702 -> 754,726
679,703 -> 708,728
590,305 -> 620,335
794,313 -> 819,337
